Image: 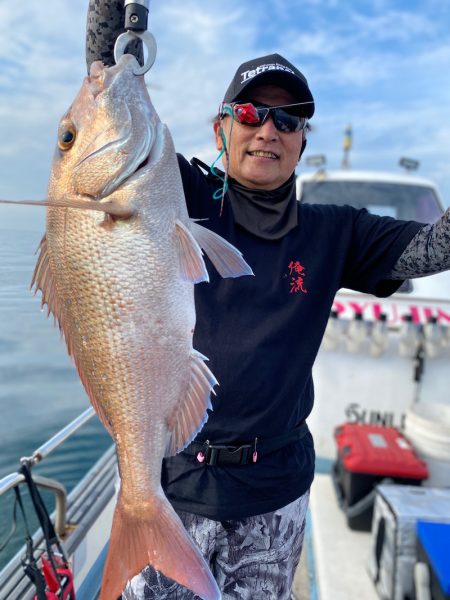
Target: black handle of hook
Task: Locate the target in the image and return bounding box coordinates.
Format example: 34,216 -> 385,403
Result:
125,1 -> 149,32
85,0 -> 144,72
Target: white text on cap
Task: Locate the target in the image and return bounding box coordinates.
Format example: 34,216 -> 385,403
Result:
240,63 -> 296,84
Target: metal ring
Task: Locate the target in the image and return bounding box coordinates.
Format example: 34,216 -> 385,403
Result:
114,30 -> 157,75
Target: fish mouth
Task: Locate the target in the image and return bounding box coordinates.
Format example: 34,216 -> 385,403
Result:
73,60 -> 160,200
79,61 -> 156,199
99,121 -> 154,197
76,121 -> 154,201
133,151 -> 151,177
116,121 -> 164,191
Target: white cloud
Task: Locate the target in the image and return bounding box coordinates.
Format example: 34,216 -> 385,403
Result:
350,10 -> 436,42
157,3 -> 247,55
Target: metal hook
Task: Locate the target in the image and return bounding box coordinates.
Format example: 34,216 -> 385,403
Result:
114,30 -> 157,76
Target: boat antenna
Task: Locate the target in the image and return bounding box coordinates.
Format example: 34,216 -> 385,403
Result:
341,124 -> 352,169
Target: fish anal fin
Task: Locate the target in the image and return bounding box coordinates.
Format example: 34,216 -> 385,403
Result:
101,492 -> 220,600
165,350 -> 217,456
175,220 -> 209,284
189,220 -> 254,278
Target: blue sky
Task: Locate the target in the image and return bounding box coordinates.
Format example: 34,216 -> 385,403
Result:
0,0 -> 449,229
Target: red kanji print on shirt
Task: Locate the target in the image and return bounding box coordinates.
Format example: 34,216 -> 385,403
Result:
288,260 -> 308,294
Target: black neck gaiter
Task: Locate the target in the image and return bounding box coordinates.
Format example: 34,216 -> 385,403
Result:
190,158 -> 298,240
226,174 -> 298,240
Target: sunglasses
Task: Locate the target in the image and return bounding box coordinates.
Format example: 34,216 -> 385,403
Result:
220,101 -> 309,133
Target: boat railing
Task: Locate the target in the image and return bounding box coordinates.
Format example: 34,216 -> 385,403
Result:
0,407 -> 96,536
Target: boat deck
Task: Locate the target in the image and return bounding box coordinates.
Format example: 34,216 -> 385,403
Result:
292,542 -> 312,599
308,473 -> 378,600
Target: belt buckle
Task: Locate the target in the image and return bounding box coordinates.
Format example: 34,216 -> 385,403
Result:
196,442 -> 251,465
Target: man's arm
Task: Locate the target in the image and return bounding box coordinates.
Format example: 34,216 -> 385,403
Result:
389,208 -> 450,279
85,0 -> 142,73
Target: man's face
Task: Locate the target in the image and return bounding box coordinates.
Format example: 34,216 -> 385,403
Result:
213,85 -> 304,190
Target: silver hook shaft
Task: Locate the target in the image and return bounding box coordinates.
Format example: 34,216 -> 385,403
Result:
114,30 -> 157,76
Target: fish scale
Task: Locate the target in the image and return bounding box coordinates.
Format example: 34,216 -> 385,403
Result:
31,54 -> 252,600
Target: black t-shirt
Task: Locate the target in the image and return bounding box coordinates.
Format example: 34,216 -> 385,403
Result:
161,155 -> 423,520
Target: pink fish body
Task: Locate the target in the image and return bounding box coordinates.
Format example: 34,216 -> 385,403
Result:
32,55 -> 252,600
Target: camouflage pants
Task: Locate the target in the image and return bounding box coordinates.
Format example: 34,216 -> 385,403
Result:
122,490 -> 309,600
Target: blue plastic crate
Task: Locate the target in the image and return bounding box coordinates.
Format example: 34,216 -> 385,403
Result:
417,520 -> 450,599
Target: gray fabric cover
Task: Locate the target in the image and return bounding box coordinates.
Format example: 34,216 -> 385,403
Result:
368,484 -> 450,600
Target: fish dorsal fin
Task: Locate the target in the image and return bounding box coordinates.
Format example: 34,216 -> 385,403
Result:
189,220 -> 254,278
175,220 -> 209,283
31,235 -> 64,328
31,235 -> 113,437
165,350 -> 217,456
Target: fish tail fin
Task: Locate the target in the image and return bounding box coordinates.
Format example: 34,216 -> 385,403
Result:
100,491 -> 221,600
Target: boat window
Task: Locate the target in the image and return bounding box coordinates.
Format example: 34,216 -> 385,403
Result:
300,181 -> 443,223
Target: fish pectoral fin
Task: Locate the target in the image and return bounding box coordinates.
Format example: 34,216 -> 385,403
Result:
165,350 -> 217,456
189,220 -> 254,278
101,492 -> 220,600
175,220 -> 209,283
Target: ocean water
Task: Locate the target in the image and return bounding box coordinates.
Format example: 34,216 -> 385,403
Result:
0,226 -> 111,570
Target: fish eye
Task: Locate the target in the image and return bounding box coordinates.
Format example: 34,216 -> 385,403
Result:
58,125 -> 77,151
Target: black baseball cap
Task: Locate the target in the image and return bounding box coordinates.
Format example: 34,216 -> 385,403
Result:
223,53 -> 315,118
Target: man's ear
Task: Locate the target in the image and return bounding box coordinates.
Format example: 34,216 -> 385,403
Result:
299,138 -> 307,161
213,120 -> 224,151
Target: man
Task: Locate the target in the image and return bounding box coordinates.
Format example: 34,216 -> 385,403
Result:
86,5 -> 449,599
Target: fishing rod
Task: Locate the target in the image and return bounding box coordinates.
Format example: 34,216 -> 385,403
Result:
114,0 -> 157,75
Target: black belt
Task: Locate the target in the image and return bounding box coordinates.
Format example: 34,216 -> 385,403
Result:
183,422 -> 309,466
